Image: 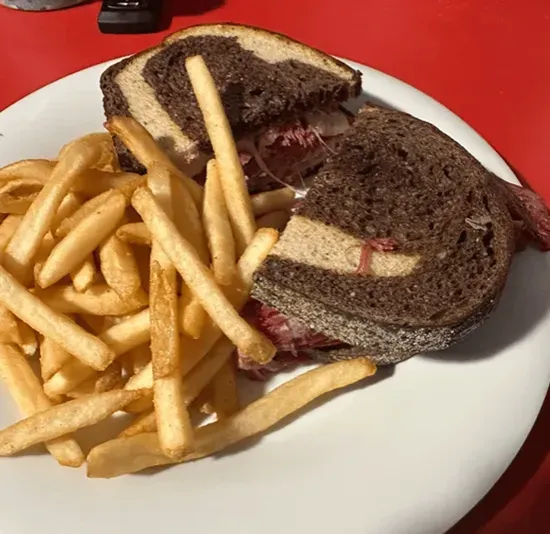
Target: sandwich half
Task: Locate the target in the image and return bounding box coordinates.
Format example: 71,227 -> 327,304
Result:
100,23 -> 361,192
251,103 -> 518,366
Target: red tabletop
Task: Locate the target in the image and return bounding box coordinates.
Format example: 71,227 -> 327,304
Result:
1,1 -> 549,532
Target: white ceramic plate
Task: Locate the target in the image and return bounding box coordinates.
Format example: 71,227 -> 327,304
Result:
0,58 -> 549,534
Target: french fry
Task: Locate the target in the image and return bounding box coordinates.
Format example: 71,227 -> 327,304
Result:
87,433 -> 164,477
126,344 -> 151,375
0,214 -> 22,256
173,172 -> 208,343
3,142 -> 102,281
0,159 -> 54,184
0,178 -> 43,214
32,232 -> 58,285
256,209 -> 291,231
124,228 -> 279,396
99,308 -> 151,356
181,336 -> 237,407
133,245 -> 151,294
0,388 -> 146,457
169,170 -> 209,338
55,189 -> 120,238
116,222 -> 151,246
43,358 -> 96,397
105,116 -> 203,208
0,264 -> 114,370
147,166 -> 177,334
51,192 -> 82,231
35,284 -> 148,316
0,177 -> 43,194
46,306 -> 153,397
87,359 -> 377,478
121,335 -> 236,434
0,344 -> 84,467
58,132 -> 118,172
150,262 -> 194,458
99,235 -> 141,299
47,199 -> 86,288
66,361 -> 124,398
132,188 -> 276,364
46,309 -> 150,399
185,55 -> 256,255
179,286 -> 205,340
0,217 -> 22,277
250,188 -> 296,216
0,197 -> 36,216
203,160 -> 236,286
0,160 -> 143,200
118,409 -> 156,438
154,376 -> 194,457
147,163 -> 174,221
170,174 -> 209,264
74,171 -> 144,198
0,305 -> 22,345
70,255 -> 97,293
210,361 -> 240,419
17,321 -> 38,357
125,331 -> 237,418
37,192 -> 126,288
147,163 -> 194,457
104,316 -> 125,328
65,228 -> 277,408
123,391 -> 154,415
39,337 -> 72,382
116,386 -> 212,445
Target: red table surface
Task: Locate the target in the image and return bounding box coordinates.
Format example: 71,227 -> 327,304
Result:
1,0 -> 549,532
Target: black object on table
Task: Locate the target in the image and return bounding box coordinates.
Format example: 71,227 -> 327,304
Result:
98,0 -> 163,34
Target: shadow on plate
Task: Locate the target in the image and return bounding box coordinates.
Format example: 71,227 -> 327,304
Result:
10,443 -> 50,458
422,249 -> 550,362
212,365 -> 395,460
75,412 -> 134,454
135,365 -> 394,476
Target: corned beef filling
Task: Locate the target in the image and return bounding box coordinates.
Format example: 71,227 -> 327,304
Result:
356,238 -> 399,275
495,179 -> 550,251
237,108 -> 352,193
238,300 -> 341,380
236,180 -> 550,379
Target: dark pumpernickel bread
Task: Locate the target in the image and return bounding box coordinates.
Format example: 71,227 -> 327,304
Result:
252,103 -> 516,364
142,34 -> 360,153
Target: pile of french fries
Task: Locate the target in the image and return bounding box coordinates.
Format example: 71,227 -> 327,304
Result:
0,55 -> 376,478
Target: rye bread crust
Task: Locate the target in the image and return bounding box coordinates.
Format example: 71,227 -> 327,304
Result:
100,57 -> 145,174
253,269 -> 501,365
252,103 -> 516,363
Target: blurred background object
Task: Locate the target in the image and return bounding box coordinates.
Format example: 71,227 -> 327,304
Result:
0,0 -> 86,10
98,1 -> 163,34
